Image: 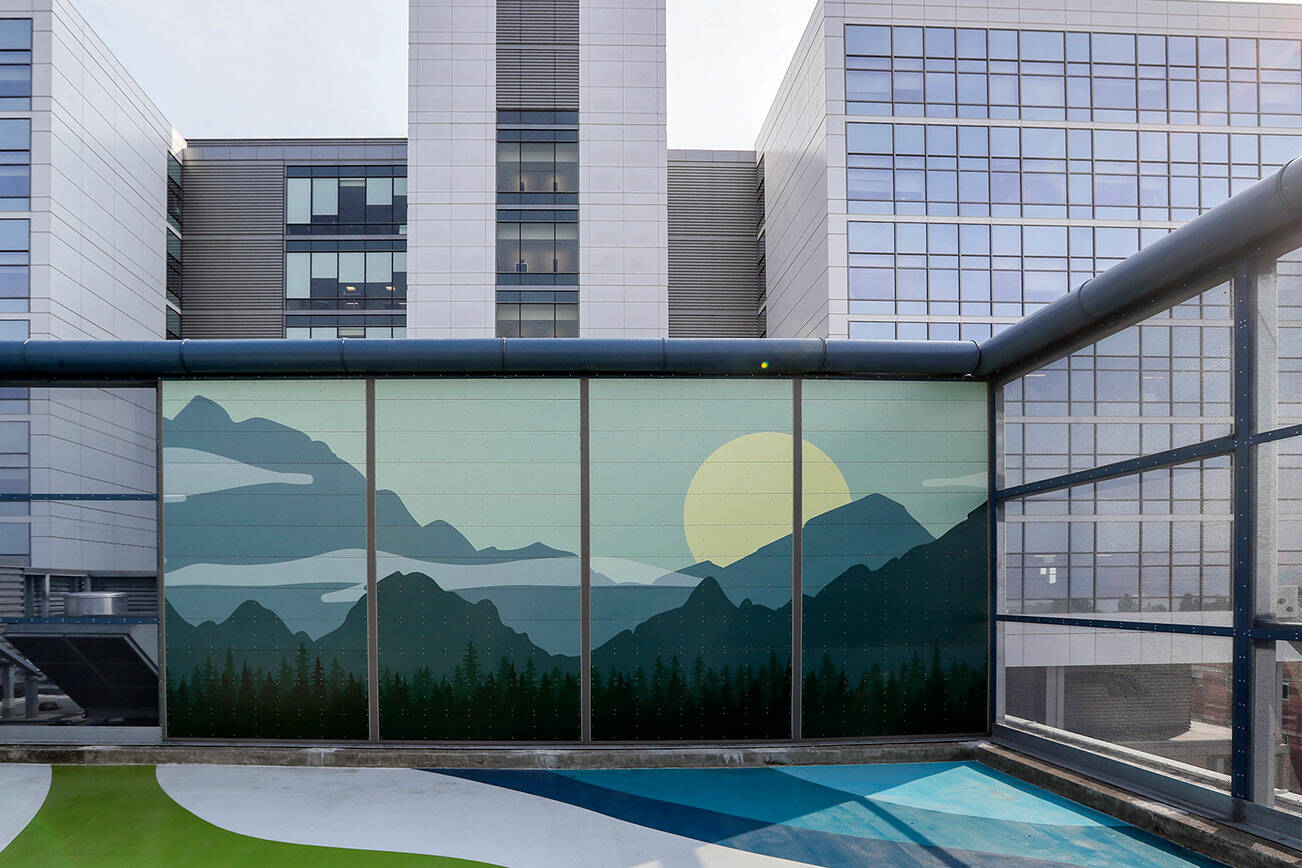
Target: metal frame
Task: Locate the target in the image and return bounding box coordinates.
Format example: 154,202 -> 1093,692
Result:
987,216 -> 1302,834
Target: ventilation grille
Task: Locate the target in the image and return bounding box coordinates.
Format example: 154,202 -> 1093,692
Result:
496,0 -> 578,44
179,162 -> 285,339
497,48 -> 579,110
667,159 -> 763,338
496,0 -> 579,110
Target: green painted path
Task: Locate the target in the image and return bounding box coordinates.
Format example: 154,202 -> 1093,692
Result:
2,765 -> 500,867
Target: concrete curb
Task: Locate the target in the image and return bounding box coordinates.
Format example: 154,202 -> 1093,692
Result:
976,742 -> 1302,868
0,739 -> 978,769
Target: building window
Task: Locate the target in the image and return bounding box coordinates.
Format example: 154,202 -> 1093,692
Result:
495,214 -> 578,282
0,218 -> 28,315
0,20 -> 31,112
285,240 -> 406,339
495,291 -> 579,338
846,26 -> 1302,128
0,118 -> 29,212
847,121 -> 1301,222
285,166 -> 407,236
496,112 -> 579,337
284,165 -> 406,338
496,130 -> 579,205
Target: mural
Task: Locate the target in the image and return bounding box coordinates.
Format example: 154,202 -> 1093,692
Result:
373,380 -> 580,740
588,379 -> 795,740
162,377 -> 988,742
162,381 -> 368,739
800,380 -> 989,737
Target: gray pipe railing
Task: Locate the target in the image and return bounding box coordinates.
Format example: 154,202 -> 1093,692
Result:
975,155 -> 1302,380
0,337 -> 982,379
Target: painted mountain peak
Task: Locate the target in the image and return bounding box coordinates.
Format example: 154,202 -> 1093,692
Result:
660,490 -> 936,606
164,396 -> 573,569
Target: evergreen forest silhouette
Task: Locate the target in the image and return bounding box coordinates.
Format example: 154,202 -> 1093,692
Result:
168,640 -> 985,741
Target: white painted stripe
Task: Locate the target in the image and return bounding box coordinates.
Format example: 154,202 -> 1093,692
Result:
157,764 -> 819,868
0,764 -> 51,851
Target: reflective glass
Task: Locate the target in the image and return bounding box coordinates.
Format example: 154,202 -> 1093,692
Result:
1001,625 -> 1233,782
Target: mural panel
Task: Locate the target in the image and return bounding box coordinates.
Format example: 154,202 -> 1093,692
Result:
800,380 -> 989,738
163,381 -> 367,739
589,379 -> 794,740
374,380 -> 581,739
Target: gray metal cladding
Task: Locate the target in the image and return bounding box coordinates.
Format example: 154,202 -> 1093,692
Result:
497,0 -> 579,109
668,158 -> 763,338
178,162 -> 285,339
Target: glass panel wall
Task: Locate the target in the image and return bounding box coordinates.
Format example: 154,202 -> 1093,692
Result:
801,380 -> 988,737
162,381 -> 368,739
374,380 -> 580,740
1002,625 -> 1233,781
1005,458 -> 1232,617
1002,285 -> 1232,487
846,26 -> 1302,128
588,380 -> 794,740
159,377 -> 990,743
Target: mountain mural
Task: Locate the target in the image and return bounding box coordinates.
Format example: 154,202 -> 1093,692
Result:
166,502 -> 987,741
163,387 -> 987,743
164,396 -> 573,570
658,494 -> 935,606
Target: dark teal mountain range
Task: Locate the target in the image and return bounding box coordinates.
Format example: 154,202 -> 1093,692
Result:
164,396 -> 572,569
659,493 -> 936,607
168,504 -> 986,686
596,504 -> 986,679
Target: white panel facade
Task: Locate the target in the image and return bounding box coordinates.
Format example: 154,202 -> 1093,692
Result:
755,1 -> 838,339
578,0 -> 667,338
407,0 -> 497,338
0,0 -> 172,573
32,0 -> 171,341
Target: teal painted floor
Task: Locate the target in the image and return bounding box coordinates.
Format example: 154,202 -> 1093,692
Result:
1,761 -> 1227,867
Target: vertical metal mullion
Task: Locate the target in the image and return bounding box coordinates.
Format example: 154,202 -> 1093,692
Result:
791,377 -> 803,741
155,382 -> 167,738
580,378 -> 591,743
1230,262 -> 1257,809
366,379 -> 379,743
987,381 -> 1002,732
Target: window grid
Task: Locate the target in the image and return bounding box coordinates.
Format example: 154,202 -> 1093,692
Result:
847,26 -> 1302,127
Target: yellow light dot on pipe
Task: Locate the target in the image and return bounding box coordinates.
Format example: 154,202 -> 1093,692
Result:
760,361 -> 769,369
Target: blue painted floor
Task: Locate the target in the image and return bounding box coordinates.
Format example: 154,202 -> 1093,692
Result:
439,762 -> 1226,867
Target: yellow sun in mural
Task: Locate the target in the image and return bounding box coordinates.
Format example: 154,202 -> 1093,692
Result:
683,432 -> 852,567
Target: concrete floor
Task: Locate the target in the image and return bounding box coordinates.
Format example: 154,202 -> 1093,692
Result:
0,761 -> 1225,866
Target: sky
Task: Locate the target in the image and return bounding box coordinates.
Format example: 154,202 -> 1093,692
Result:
75,0 -> 816,148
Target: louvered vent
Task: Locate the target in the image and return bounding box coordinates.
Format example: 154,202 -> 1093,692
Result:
497,0 -> 579,110
668,158 -> 764,338
179,162 -> 285,339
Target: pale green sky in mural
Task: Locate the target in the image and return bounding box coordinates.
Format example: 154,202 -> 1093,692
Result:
162,379 -> 986,565
800,380 -> 988,538
162,381 -> 366,469
375,380 -> 581,552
